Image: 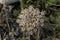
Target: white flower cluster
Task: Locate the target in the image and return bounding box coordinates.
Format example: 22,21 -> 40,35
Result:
16,5 -> 45,34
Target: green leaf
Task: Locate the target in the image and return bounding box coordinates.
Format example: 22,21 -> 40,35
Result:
45,0 -> 56,8
49,15 -> 56,23
13,9 -> 20,17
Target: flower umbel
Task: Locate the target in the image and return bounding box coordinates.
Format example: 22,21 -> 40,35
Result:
16,5 -> 45,34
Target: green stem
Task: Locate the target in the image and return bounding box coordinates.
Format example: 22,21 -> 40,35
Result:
20,0 -> 26,9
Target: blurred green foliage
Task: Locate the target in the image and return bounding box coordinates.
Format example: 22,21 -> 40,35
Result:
13,9 -> 20,17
